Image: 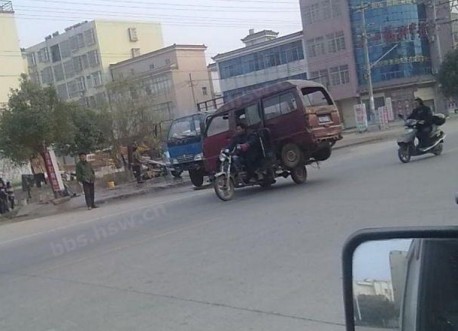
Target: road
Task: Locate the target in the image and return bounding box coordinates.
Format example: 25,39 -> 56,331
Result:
1,120 -> 457,331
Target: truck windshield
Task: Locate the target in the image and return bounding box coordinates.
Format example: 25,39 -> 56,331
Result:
168,116 -> 200,141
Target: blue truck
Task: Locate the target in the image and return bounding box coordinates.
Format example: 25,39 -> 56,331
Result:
165,112 -> 212,187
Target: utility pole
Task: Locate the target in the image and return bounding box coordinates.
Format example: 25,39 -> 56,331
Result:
432,0 -> 443,64
188,73 -> 197,110
361,3 -> 376,122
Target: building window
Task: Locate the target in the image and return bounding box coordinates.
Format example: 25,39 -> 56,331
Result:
38,48 -> 50,63
165,59 -> 171,65
219,40 -> 304,79
60,40 -> 71,59
84,29 -> 96,46
330,65 -> 350,86
131,48 -> 141,58
64,60 -> 75,79
202,86 -> 208,96
143,74 -> 172,96
73,57 -> 83,73
69,36 -> 78,52
41,67 -> 54,85
332,0 -> 342,17
76,33 -> 85,49
327,31 -> 346,53
53,64 -> 65,82
76,76 -> 86,92
303,3 -> 321,25
88,50 -> 100,67
56,84 -> 68,100
310,69 -> 329,87
150,64 -> 155,70
128,27 -> 138,42
307,37 -> 326,58
92,71 -> 103,87
50,44 -> 61,63
27,53 -> 36,67
322,0 -> 331,19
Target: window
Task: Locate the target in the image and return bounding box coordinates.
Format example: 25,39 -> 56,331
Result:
262,92 -> 297,120
84,29 -> 96,46
301,87 -> 332,107
165,59 -> 171,65
302,3 -> 321,25
322,0 -> 331,19
80,54 -> 89,69
202,86 -> 208,96
53,64 -> 65,81
76,33 -> 85,49
150,64 -> 155,70
236,104 -> 261,127
64,60 -> 75,79
27,53 -> 36,66
56,84 -> 68,100
69,36 -> 78,52
41,67 -> 54,85
330,65 -> 350,86
92,71 -> 103,87
50,44 -> 61,63
206,114 -> 230,137
307,37 -> 326,58
75,77 -> 86,92
67,80 -> 79,99
332,0 -> 342,17
73,57 -> 83,73
327,31 -> 346,53
143,74 -> 172,96
128,27 -> 138,42
310,69 -> 329,87
60,40 -> 71,59
131,48 -> 141,58
38,48 -> 50,63
88,50 -> 100,67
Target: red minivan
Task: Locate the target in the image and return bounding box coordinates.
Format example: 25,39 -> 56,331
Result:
203,80 -> 342,176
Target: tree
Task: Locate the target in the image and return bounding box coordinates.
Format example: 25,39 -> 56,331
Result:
438,49 -> 458,98
0,75 -> 73,164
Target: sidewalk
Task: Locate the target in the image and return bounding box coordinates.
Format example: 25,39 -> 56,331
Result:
14,175 -> 191,221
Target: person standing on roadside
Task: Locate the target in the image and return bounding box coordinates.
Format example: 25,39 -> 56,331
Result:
76,152 -> 97,210
132,145 -> 145,184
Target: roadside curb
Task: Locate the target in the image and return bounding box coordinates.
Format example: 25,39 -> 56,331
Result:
334,136 -> 390,150
96,180 -> 192,205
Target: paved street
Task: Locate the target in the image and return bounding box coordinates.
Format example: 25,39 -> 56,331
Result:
1,120 -> 457,331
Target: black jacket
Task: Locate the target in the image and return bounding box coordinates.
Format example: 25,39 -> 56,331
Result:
226,131 -> 260,157
408,105 -> 433,128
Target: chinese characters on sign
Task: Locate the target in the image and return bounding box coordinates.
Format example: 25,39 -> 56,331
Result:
43,148 -> 65,193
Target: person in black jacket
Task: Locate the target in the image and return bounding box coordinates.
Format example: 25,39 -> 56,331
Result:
226,123 -> 261,183
408,98 -> 434,148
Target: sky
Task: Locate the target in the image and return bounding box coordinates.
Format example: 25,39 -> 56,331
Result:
11,0 -> 302,61
353,239 -> 413,281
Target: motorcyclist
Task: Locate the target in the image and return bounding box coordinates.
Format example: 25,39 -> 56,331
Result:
226,122 -> 261,183
408,97 -> 433,149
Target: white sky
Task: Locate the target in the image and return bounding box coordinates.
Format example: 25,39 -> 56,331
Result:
11,0 -> 302,60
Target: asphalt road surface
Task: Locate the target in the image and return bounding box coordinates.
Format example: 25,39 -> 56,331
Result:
1,120 -> 457,331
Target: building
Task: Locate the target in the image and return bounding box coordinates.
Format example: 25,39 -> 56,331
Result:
25,20 -> 163,108
109,44 -> 213,124
207,63 -> 222,99
212,29 -> 308,101
300,0 -> 360,127
353,279 -> 395,302
0,1 -> 26,109
390,250 -> 409,311
453,12 -> 458,48
300,0 -> 454,128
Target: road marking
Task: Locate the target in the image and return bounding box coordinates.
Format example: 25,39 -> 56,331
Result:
0,191 -> 207,247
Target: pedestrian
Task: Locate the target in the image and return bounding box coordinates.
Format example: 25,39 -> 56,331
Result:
76,152 -> 98,210
0,179 -> 9,214
131,145 -> 145,184
31,155 -> 47,188
6,182 -> 15,210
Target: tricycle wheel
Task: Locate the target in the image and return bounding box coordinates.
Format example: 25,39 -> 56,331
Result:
398,145 -> 411,163
291,165 -> 307,184
214,175 -> 234,201
281,143 -> 304,169
171,170 -> 183,178
189,169 -> 204,187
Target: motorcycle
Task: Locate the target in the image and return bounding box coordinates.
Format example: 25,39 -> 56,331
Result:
396,113 -> 446,163
213,145 -> 307,201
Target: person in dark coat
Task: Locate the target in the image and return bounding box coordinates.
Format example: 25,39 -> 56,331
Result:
408,97 -> 434,148
76,152 -> 97,210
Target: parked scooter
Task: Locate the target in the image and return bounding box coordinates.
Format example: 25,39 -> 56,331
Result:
396,113 -> 446,163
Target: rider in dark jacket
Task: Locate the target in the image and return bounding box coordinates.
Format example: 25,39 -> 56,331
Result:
408,98 -> 434,148
226,123 -> 261,182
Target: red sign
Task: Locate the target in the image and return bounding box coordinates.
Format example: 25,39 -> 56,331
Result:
43,151 -> 61,193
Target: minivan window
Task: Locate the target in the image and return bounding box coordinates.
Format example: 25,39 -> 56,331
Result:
236,104 -> 261,127
302,87 -> 333,107
262,92 -> 297,120
206,115 -> 229,137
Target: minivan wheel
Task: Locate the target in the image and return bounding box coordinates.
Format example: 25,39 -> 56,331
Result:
281,143 -> 304,169
291,165 -> 307,184
189,169 -> 204,187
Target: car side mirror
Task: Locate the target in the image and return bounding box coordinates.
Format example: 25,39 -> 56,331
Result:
343,227 -> 458,331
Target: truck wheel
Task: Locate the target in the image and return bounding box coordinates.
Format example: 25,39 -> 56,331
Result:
189,169 -> 204,187
281,143 -> 304,169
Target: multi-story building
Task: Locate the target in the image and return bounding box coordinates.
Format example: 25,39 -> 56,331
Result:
212,29 -> 308,101
452,12 -> 458,48
301,0 -> 454,127
353,279 -> 395,302
109,44 -> 213,124
25,20 -> 163,108
0,1 -> 27,109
